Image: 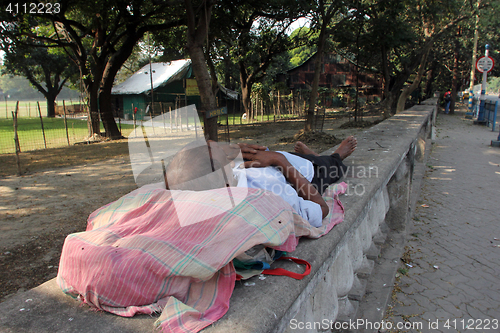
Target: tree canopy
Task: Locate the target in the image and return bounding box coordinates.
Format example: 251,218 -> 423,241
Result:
1,40 -> 79,117
1,0 -> 499,136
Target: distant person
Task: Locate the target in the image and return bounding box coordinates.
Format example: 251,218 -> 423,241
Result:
444,91 -> 451,114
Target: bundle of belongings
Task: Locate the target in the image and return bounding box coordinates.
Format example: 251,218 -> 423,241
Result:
56,182 -> 346,332
57,128 -> 354,332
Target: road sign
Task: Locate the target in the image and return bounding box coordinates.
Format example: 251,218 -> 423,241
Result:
476,56 -> 495,73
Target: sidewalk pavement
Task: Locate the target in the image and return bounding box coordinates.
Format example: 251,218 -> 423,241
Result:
383,108 -> 500,332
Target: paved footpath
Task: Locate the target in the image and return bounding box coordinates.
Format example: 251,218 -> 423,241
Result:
383,109 -> 500,333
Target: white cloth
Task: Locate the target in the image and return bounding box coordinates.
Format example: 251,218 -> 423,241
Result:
233,151 -> 323,227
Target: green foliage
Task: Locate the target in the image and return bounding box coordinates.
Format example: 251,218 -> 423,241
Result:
2,42 -> 78,93
210,0 -> 311,99
488,77 -> 500,93
480,1 -> 500,77
1,0 -> 187,135
288,27 -> 317,68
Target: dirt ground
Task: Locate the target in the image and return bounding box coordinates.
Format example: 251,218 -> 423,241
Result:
0,113 -> 381,302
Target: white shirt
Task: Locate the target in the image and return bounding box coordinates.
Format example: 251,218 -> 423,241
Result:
233,152 -> 323,227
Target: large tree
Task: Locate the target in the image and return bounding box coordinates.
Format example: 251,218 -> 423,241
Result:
1,42 -> 78,117
381,0 -> 478,113
331,0 -> 482,115
2,0 -> 185,138
184,0 -> 219,141
212,0 -> 310,116
304,0 -> 345,131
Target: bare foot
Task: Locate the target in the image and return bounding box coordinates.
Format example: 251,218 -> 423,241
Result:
333,136 -> 357,160
294,141 -> 319,156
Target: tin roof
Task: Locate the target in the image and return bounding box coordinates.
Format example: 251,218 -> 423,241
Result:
112,59 -> 192,95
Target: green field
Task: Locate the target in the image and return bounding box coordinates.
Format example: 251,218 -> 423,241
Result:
0,99 -> 304,154
225,112 -> 302,125
0,117 -> 135,154
1,100 -> 83,118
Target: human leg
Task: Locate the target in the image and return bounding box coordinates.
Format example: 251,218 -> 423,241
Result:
294,136 -> 357,160
294,141 -> 319,156
445,101 -> 450,114
332,136 -> 357,160
291,137 -> 356,194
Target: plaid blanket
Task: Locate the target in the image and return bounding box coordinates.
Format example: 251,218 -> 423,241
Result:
57,182 -> 346,332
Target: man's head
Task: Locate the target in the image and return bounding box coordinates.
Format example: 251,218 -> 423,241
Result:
165,140 -> 237,191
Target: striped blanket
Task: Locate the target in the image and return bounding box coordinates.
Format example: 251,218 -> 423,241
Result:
57,182 -> 346,332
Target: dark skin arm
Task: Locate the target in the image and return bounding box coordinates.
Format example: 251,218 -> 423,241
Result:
242,150 -> 329,220
218,142 -> 268,161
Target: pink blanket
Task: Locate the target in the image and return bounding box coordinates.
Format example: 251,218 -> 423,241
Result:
57,182 -> 346,332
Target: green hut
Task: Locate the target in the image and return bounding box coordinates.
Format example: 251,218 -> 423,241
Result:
112,60 -> 238,120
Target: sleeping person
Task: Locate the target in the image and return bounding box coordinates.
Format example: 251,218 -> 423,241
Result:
165,137 -> 357,227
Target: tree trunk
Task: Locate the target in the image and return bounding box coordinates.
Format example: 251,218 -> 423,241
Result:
380,45 -> 392,118
23,68 -> 60,118
99,39 -> 139,139
185,0 -> 218,141
46,93 -> 57,118
240,79 -> 253,118
239,60 -> 255,118
449,35 -> 460,114
190,44 -> 218,140
99,89 -> 121,138
381,73 -> 407,115
396,47 -> 431,112
87,82 -> 101,136
424,63 -> 435,99
305,27 -> 327,132
205,46 -> 219,96
223,53 -> 232,89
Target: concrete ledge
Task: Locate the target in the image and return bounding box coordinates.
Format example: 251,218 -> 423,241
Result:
0,99 -> 438,333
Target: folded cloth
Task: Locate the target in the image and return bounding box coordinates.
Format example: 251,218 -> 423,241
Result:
57,182 -> 346,333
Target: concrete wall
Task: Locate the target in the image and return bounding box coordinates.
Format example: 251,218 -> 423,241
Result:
0,99 -> 438,333
204,99 -> 437,333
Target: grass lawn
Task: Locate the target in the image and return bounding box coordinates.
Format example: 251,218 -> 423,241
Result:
0,117 -> 134,154
225,112 -> 302,125
0,100 -> 304,154
1,100 -> 82,118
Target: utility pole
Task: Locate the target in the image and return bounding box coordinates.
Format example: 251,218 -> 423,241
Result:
467,0 -> 480,117
147,32 -> 155,117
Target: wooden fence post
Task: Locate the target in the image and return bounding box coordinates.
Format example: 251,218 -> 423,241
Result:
37,101 -> 47,149
150,104 -> 156,136
180,102 -> 183,131
12,102 -> 22,176
169,106 -> 172,133
62,101 -> 70,146
260,98 -> 264,122
161,103 -> 166,134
